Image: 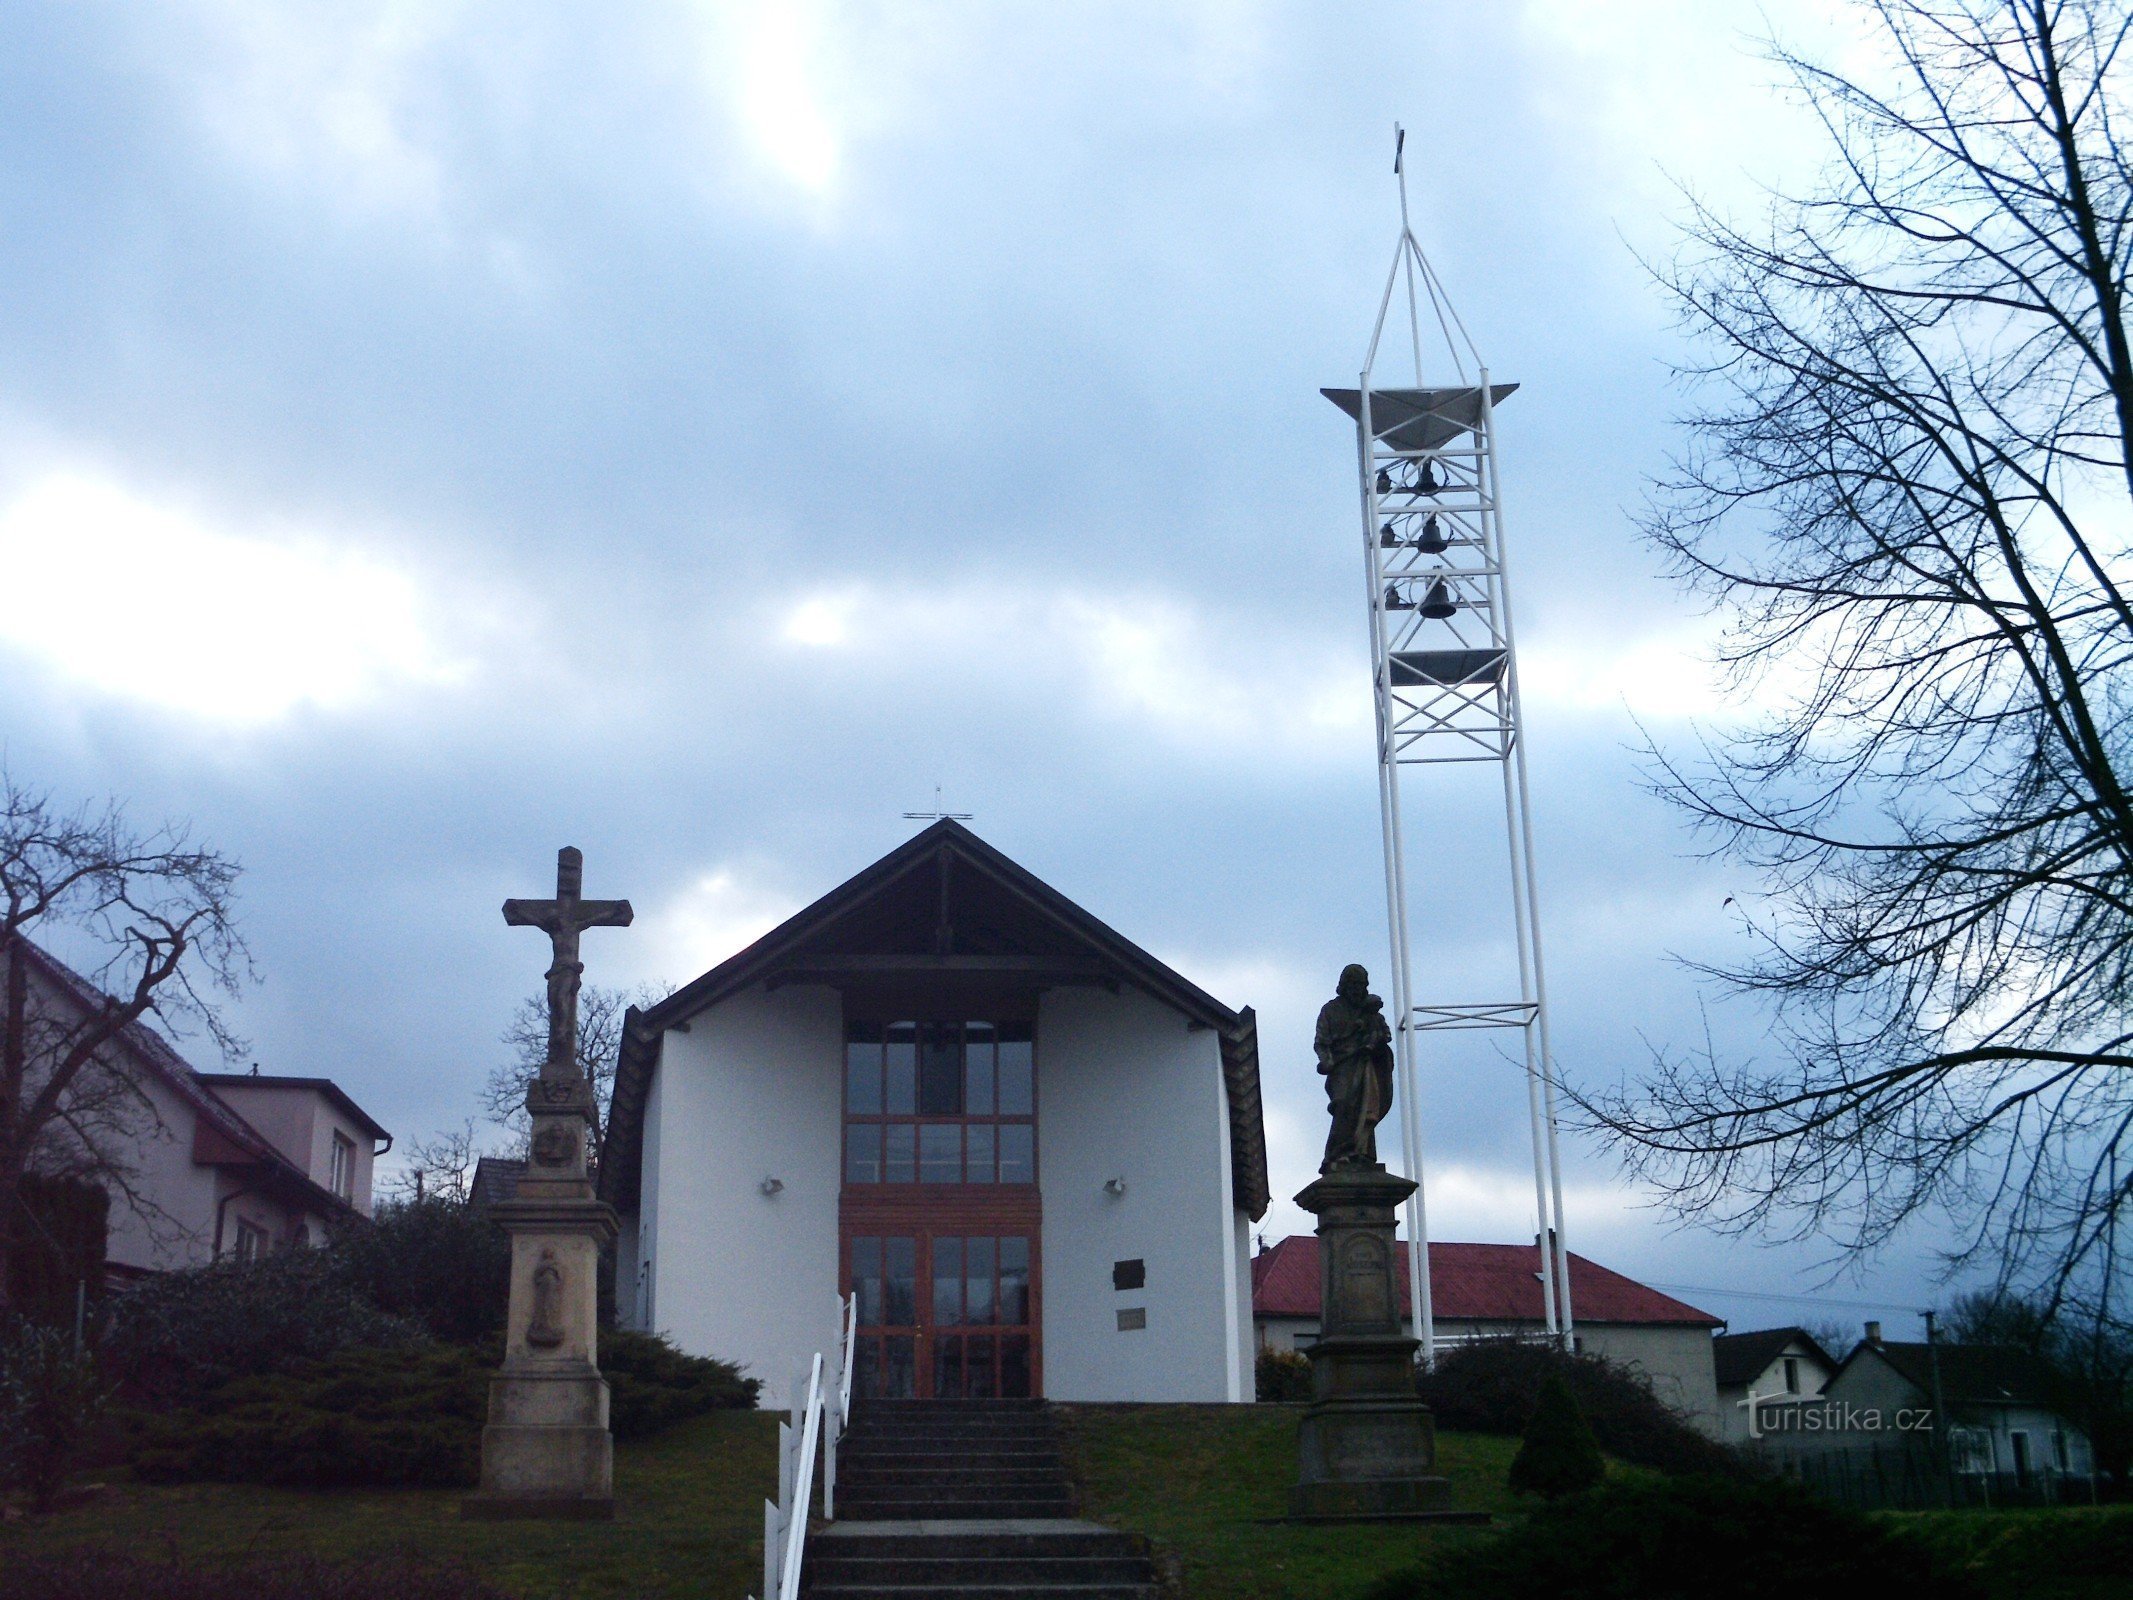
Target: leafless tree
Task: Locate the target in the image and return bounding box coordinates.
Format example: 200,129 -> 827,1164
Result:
0,774 -> 250,1310
382,1118 -> 485,1206
1585,1 -> 2133,1327
479,982 -> 662,1161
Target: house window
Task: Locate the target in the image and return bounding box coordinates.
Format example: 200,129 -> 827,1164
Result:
844,1020 -> 1036,1185
1782,1356 -> 1801,1394
233,1218 -> 269,1263
330,1131 -> 356,1201
2053,1430 -> 2070,1473
2011,1430 -> 2033,1483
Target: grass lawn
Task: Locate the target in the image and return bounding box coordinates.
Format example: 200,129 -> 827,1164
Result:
1057,1403 -> 1515,1600
0,1409 -> 779,1600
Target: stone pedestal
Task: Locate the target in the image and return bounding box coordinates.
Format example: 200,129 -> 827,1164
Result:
464,1082 -> 617,1520
1290,1165 -> 1449,1521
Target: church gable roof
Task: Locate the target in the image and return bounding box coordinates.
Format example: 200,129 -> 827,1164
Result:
599,820 -> 1269,1219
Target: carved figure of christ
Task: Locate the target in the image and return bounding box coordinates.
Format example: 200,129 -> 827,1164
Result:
503,846 -> 634,1084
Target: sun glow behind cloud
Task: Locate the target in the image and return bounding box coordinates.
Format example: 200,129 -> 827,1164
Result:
0,474 -> 462,723
733,1 -> 841,194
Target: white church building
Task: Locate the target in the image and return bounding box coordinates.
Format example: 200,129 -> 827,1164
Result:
599,821 -> 1270,1407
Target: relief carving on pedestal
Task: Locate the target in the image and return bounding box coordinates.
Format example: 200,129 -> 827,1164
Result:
527,1248 -> 567,1348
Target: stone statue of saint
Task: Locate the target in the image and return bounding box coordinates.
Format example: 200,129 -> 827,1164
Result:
1315,963 -> 1396,1172
527,1249 -> 566,1348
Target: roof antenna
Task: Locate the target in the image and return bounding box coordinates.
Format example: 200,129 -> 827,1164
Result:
902,785 -> 973,824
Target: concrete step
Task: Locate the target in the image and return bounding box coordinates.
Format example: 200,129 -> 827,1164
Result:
807,1526 -> 1141,1561
807,1557 -> 1155,1586
805,1587 -> 1156,1600
831,1450 -> 1066,1467
831,1476 -> 1066,1501
836,1496 -> 1081,1522
842,1435 -> 1059,1452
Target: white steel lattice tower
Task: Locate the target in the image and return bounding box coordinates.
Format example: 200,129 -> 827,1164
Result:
1321,130 -> 1572,1361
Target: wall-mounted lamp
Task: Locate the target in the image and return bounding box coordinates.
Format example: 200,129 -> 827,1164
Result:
1103,1176 -> 1127,1196
759,1177 -> 785,1197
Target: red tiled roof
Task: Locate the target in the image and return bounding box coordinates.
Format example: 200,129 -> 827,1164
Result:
1251,1235 -> 1722,1327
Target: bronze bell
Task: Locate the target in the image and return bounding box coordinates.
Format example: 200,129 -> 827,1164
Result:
1384,583 -> 1415,611
1380,522 -> 1400,548
1418,579 -> 1456,619
1375,468 -> 1393,495
1417,459 -> 1441,495
1416,515 -> 1448,554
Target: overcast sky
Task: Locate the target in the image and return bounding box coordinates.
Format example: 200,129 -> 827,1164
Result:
0,1 -> 1959,1340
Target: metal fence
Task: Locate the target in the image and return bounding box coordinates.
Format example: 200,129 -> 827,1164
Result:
1755,1441 -> 2100,1511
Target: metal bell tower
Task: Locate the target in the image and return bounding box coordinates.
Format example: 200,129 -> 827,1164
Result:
1322,127 -> 1572,1361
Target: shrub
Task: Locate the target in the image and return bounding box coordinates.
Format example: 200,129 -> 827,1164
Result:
3,1177 -> 107,1328
0,1318 -> 107,1512
604,1327 -> 759,1437
326,1198 -> 511,1344
0,1552 -> 512,1600
125,1330 -> 752,1486
101,1250 -> 425,1403
1361,1474 -> 1982,1600
130,1343 -> 486,1488
1256,1345 -> 1312,1402
1507,1374 -> 1604,1498
1417,1338 -> 1744,1478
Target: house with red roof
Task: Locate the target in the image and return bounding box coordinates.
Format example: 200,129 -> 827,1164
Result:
10,937 -> 392,1283
1252,1233 -> 1726,1433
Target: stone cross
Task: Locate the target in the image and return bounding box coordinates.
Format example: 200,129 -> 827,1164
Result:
503,846 -> 633,1084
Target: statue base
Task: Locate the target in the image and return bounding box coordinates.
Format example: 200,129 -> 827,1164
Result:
463,1189 -> 618,1521
1290,1164 -> 1449,1522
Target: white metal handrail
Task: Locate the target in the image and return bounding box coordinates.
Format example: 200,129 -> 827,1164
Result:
823,1292 -> 858,1519
754,1296 -> 859,1600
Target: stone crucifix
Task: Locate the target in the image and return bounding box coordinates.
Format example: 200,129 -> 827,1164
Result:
503,847 -> 632,1180
471,844 -> 633,1519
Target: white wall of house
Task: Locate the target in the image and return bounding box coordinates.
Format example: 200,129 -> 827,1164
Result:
203,1084 -> 377,1214
1821,1354 -> 2095,1476
1717,1339 -> 1835,1443
1037,986 -> 1248,1403
637,983 -> 845,1410
102,1066 -> 219,1274
1577,1324 -> 1722,1434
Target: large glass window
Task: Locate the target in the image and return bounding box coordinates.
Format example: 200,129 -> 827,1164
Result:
844,1019 -> 1036,1185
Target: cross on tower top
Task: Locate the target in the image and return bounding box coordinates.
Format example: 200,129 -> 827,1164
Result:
503,846 -> 633,1083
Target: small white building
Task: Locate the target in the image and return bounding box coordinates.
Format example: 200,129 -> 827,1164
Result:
1818,1333 -> 2095,1485
599,822 -> 1270,1408
1713,1327 -> 1839,1443
12,939 -> 389,1280
1252,1234 -> 1728,1433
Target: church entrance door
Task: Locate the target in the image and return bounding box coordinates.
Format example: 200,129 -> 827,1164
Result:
841,1017 -> 1042,1399
847,1229 -> 1038,1399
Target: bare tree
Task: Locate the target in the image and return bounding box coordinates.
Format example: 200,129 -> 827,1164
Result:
479,982 -> 661,1160
0,774 -> 250,1310
1587,1 -> 2133,1325
382,1118 -> 486,1206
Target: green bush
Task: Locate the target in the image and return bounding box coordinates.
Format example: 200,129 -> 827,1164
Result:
1417,1338 -> 1745,1479
1364,1475 -> 1982,1600
1508,1374 -> 1604,1498
0,1318 -> 107,1512
603,1327 -> 760,1437
326,1198 -> 511,1344
0,1553 -> 512,1600
130,1343 -> 486,1488
1256,1345 -> 1312,1402
102,1250 -> 424,1403
125,1330 -> 753,1487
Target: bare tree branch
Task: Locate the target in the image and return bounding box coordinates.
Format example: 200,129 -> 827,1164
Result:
1586,1 -> 2133,1330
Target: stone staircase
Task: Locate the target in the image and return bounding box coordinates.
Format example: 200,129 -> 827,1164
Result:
802,1400 -> 1158,1600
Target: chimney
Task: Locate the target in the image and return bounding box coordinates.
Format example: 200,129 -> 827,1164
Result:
1864,1320 -> 1883,1344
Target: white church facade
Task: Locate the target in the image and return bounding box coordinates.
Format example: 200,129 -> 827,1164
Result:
600,821 -> 1270,1408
